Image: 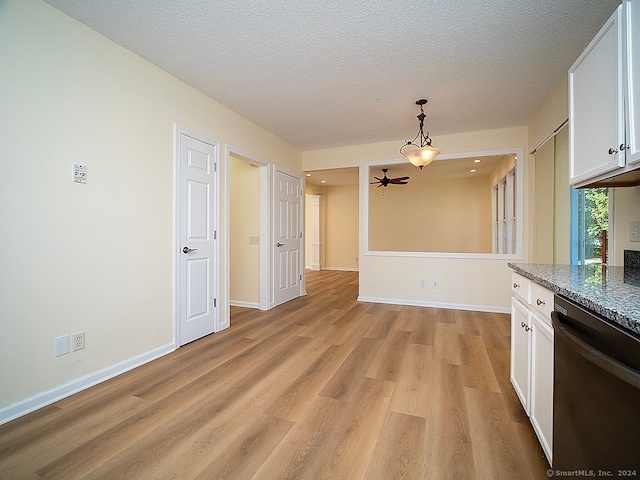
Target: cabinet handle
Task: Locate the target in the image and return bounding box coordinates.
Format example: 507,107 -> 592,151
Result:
536,298 -> 545,306
525,325 -> 531,332
609,147 -> 619,155
513,283 -> 519,288
620,144 -> 629,151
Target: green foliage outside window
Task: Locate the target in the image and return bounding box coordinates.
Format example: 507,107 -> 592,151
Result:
577,188 -> 608,263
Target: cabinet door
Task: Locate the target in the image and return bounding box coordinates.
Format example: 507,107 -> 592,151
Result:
626,0 -> 640,165
530,313 -> 554,466
569,5 -> 625,185
510,297 -> 531,414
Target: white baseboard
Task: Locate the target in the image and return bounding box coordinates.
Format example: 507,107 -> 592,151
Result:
357,295 -> 509,314
304,267 -> 359,272
230,300 -> 260,309
0,342 -> 175,426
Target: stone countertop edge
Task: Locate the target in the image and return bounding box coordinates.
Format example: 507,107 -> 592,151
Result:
508,263 -> 640,337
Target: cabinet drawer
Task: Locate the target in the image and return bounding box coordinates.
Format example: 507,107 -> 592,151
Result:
511,272 -> 530,302
530,282 -> 554,323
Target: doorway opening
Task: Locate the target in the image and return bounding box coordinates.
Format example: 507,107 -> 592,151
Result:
228,149 -> 269,311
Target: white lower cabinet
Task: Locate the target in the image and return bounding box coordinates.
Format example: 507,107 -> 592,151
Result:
530,311 -> 554,464
510,297 -> 531,413
510,276 -> 554,465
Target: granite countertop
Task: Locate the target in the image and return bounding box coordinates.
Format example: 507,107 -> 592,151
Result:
508,263 -> 640,337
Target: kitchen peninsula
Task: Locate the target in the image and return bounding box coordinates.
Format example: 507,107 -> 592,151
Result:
509,262 -> 640,335
509,259 -> 640,470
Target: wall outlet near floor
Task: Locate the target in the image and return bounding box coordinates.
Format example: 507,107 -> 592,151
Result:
432,279 -> 440,289
631,221 -> 640,242
419,279 -> 426,288
71,331 -> 85,352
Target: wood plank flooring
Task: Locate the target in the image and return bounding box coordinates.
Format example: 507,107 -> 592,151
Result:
0,270 -> 550,479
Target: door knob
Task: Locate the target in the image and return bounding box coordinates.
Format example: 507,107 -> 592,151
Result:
182,246 -> 198,254
276,242 -> 285,247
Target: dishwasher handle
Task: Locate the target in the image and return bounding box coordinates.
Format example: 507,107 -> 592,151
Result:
552,311 -> 640,389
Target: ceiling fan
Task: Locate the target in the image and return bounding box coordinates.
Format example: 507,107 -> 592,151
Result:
370,168 -> 410,188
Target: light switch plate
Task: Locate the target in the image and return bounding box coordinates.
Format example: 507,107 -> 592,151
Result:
55,334 -> 70,357
73,164 -> 87,183
631,221 -> 640,242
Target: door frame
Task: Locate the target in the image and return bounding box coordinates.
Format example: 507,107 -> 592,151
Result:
272,165 -> 305,307
173,124 -> 221,346
225,146 -> 270,311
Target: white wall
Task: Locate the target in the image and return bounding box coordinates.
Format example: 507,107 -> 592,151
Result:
0,0 -> 301,417
303,126 -> 530,312
613,186 -> 640,265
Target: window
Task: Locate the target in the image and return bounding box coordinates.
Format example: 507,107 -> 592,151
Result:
571,187 -> 609,265
492,168 -> 516,254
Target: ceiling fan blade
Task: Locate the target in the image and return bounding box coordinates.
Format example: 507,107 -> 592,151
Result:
389,178 -> 409,184
370,181 -> 380,184
394,176 -> 410,181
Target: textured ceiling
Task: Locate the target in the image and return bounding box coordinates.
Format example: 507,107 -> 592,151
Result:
44,0 -> 620,151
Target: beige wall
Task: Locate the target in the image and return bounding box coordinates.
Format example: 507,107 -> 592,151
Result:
325,185 -> 359,269
369,176 -> 492,253
304,126 -> 530,312
0,0 -> 301,413
305,184 -> 358,271
230,157 -> 260,306
527,77 -> 570,263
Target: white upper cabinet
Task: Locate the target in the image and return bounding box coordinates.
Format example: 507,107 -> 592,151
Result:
626,0 -> 640,166
569,5 -> 624,186
569,1 -> 640,188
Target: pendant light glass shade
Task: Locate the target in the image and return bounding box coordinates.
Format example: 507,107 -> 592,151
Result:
402,145 -> 441,169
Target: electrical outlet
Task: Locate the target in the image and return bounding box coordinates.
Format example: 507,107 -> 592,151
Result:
432,279 -> 440,289
420,279 -> 426,288
71,331 -> 85,352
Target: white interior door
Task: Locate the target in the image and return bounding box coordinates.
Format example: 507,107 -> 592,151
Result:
273,168 -> 302,306
177,129 -> 218,345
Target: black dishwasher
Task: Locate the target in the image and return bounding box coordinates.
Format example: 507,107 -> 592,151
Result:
552,295 -> 640,474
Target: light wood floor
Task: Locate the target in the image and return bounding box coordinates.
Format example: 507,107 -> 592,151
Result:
0,270 -> 550,479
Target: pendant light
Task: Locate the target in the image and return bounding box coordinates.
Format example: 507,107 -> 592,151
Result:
400,99 -> 440,169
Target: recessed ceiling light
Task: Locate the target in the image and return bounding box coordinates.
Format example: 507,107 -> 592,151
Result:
470,169 -> 477,173
321,180 -> 326,183
474,159 -> 481,163
306,173 -> 311,177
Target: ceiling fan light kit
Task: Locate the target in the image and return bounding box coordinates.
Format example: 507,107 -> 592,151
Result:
400,99 -> 440,169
